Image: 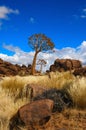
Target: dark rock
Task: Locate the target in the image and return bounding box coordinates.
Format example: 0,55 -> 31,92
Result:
54,59 -> 67,71
21,64 -> 26,68
0,58 -> 32,76
0,67 -> 7,75
9,99 -> 54,130
28,64 -> 32,69
50,64 -> 57,72
71,59 -> 82,69
33,88 -> 73,112
73,66 -> 86,76
50,58 -> 82,72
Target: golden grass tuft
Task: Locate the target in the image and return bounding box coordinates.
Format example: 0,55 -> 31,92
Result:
68,77 -> 86,109
36,71 -> 75,89
0,87 -> 29,130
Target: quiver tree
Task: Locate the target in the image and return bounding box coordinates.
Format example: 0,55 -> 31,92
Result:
37,59 -> 47,73
28,34 -> 54,75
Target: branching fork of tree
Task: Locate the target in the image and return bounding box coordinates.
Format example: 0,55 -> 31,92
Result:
37,59 -> 47,73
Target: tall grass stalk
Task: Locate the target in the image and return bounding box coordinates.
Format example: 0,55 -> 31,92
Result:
68,77 -> 86,109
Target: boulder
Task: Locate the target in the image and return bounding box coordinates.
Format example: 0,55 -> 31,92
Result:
24,84 -> 47,100
50,64 -> 57,72
50,58 -> 82,72
0,67 -> 7,75
71,59 -> 82,69
33,88 -> 73,112
9,99 -> 54,130
73,66 -> 86,76
54,59 -> 67,70
28,64 -> 32,69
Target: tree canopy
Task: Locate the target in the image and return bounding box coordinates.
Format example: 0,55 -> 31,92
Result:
28,34 -> 54,52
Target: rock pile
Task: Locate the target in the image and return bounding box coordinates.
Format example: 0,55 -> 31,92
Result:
50,58 -> 82,72
49,58 -> 86,76
0,58 -> 32,76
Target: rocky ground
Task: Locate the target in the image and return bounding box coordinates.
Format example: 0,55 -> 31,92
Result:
32,109 -> 86,130
3,79 -> 86,130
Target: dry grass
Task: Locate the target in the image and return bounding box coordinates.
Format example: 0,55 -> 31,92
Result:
0,72 -> 86,130
0,87 -> 29,130
44,109 -> 86,130
68,77 -> 86,109
36,71 -> 75,89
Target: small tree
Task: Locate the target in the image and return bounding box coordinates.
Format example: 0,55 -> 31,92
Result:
37,59 -> 47,73
28,34 -> 54,75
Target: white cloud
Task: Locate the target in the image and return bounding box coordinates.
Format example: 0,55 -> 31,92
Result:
83,8 -> 86,12
29,17 -> 35,23
74,8 -> 86,19
0,6 -> 19,19
80,8 -> 86,19
80,15 -> 86,18
0,41 -> 86,72
2,44 -> 34,65
0,6 -> 19,29
3,44 -> 23,54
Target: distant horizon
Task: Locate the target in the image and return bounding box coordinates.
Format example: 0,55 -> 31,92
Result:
0,0 -> 86,71
0,40 -> 86,72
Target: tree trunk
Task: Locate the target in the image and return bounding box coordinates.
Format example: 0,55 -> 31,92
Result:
40,64 -> 42,73
31,51 -> 39,75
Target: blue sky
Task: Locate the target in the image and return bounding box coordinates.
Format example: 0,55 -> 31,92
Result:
0,0 -> 86,71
